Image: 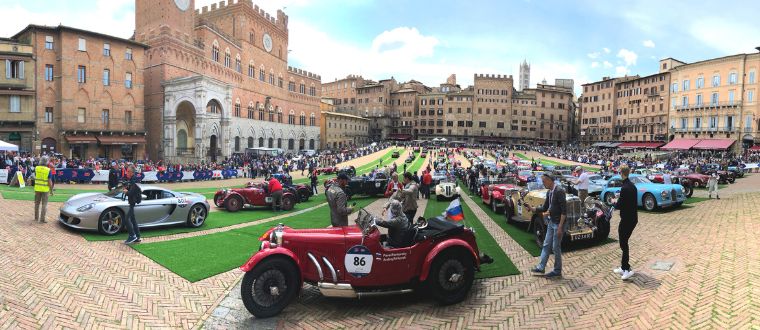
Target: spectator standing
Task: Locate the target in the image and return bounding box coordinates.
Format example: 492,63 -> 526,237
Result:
527,173 -> 567,278
421,170 -> 433,199
123,165 -> 142,244
395,172 -> 419,224
613,164 -> 638,281
310,169 -> 319,195
108,162 -> 119,191
32,156 -> 53,223
707,172 -> 720,199
268,176 -> 284,211
326,173 -> 353,226
574,166 -> 590,203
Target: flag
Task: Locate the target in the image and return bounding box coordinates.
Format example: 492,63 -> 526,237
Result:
444,198 -> 464,222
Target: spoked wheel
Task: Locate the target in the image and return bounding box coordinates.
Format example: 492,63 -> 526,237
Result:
281,196 -> 295,211
241,257 -> 300,318
604,192 -> 615,206
225,196 -> 243,212
643,193 -> 657,211
98,208 -> 124,235
533,215 -> 546,247
683,185 -> 694,198
187,204 -> 207,228
427,249 -> 475,305
213,194 -> 224,207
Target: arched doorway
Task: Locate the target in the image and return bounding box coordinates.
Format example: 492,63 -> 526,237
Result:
41,137 -> 56,155
209,135 -> 218,161
177,129 -> 188,149
234,136 -> 241,152
176,101 -> 196,157
299,138 -> 305,150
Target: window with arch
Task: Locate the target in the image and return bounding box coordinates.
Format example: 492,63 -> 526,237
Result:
288,81 -> 295,92
248,62 -> 254,77
309,85 -> 316,96
278,76 -> 284,88
247,104 -> 254,119
235,54 -> 241,73
208,101 -> 220,114
277,138 -> 282,148
299,112 -> 306,126
310,113 -> 316,126
259,67 -> 265,81
288,110 -> 295,125
729,71 -> 738,85
234,136 -> 241,152
212,41 -> 219,62
268,107 -> 274,122
234,101 -> 241,117
299,83 -> 306,94
277,108 -> 283,123
249,31 -> 255,44
288,138 -> 294,150
259,137 -> 264,147
224,49 -> 231,67
248,137 -> 254,148
269,72 -> 274,85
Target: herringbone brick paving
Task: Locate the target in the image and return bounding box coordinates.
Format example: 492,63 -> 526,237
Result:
1,168 -> 759,328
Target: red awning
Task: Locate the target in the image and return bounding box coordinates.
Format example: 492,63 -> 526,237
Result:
618,142 -> 664,149
64,135 -> 97,144
660,139 -> 701,150
692,139 -> 735,150
96,135 -> 147,145
749,145 -> 760,151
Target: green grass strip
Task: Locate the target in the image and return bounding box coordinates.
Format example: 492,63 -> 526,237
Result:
291,148 -> 402,185
133,196 -> 379,282
423,198 -> 519,278
465,191 -> 543,257
514,153 -> 597,171
80,195 -> 328,241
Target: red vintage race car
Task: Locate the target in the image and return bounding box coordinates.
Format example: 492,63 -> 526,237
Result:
238,210 -> 492,318
315,167 -> 338,175
213,182 -> 297,212
647,172 -> 695,197
479,178 -> 519,213
670,168 -> 709,187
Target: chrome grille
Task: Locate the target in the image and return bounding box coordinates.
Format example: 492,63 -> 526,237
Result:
566,195 -> 582,223
671,189 -> 677,200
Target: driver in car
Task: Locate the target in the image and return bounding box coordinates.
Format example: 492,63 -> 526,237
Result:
376,199 -> 413,248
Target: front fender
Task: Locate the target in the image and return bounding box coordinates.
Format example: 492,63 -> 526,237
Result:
240,247 -> 302,282
419,238 -> 479,282
492,190 -> 504,201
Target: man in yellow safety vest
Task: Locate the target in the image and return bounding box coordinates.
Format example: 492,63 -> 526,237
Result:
33,156 -> 53,223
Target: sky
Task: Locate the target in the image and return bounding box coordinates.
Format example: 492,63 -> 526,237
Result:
3,0 -> 760,95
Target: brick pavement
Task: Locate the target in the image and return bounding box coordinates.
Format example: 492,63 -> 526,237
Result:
0,157 -> 759,328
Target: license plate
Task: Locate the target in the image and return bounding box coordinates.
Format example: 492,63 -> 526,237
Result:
517,203 -> 523,216
571,230 -> 593,241
265,197 -> 273,203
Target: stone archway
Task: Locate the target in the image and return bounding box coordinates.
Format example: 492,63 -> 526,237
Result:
175,100 -> 195,156
41,137 -> 57,154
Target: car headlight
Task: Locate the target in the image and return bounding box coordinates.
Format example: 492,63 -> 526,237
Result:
76,203 -> 95,212
681,187 -> 686,194
660,191 -> 668,198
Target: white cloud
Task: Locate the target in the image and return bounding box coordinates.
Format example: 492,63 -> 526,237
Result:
689,18 -> 760,54
642,39 -> 655,48
587,52 -> 600,59
590,61 -> 599,68
0,0 -> 135,39
603,47 -> 611,54
603,61 -> 613,68
615,66 -> 630,77
370,27 -> 439,59
617,48 -> 638,66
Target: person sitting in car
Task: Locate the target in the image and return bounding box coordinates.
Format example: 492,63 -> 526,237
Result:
377,199 -> 414,248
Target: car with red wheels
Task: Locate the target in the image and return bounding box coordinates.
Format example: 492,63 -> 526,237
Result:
213,182 -> 297,212
479,178 -> 518,213
238,209 -> 492,318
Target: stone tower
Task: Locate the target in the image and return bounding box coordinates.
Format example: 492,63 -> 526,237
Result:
519,59 -> 530,91
134,0 -> 196,43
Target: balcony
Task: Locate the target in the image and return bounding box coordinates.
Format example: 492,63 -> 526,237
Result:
671,126 -> 738,133
61,117 -> 145,133
674,101 -> 742,112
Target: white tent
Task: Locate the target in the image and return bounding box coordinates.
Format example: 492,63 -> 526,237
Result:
0,140 -> 18,152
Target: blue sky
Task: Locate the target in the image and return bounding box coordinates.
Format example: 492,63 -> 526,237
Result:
3,0 -> 760,95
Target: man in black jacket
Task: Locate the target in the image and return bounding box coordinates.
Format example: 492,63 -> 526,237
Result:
107,162 -> 119,191
122,165 -> 142,244
613,164 -> 637,280
527,173 -> 567,278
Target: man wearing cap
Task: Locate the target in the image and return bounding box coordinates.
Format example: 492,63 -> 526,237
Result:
573,166 -> 590,204
526,173 -> 567,278
326,172 -> 353,227
108,162 -> 119,191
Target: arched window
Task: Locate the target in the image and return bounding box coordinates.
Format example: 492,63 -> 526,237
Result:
298,138 -> 305,150
247,137 -> 254,148
268,137 -> 273,148
234,136 -> 240,152
177,129 -> 188,149
234,100 -> 241,117
235,54 -> 241,73
288,138 -> 294,150
259,137 -> 264,147
212,40 -> 219,62
247,103 -> 254,119
277,107 -> 283,123
288,110 -> 295,125
224,48 -> 231,68
257,102 -> 264,120
277,138 -> 282,148
207,100 -> 221,114
259,65 -> 265,81
309,139 -> 315,149
309,113 -> 316,126
269,70 -> 275,85
268,106 -> 274,122
299,112 -> 306,126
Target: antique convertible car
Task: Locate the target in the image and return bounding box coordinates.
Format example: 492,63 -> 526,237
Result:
434,177 -> 460,201
214,181 -> 298,212
502,182 -> 611,246
647,172 -> 694,198
239,209 -> 492,318
323,173 -> 389,197
272,173 -> 312,202
600,174 -> 687,211
672,168 -> 710,187
59,185 -> 209,235
479,177 -> 519,213
704,163 -> 736,184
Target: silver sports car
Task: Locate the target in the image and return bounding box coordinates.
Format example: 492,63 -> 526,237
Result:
59,185 -> 210,235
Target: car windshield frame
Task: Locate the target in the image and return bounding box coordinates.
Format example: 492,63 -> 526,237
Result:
630,176 -> 652,184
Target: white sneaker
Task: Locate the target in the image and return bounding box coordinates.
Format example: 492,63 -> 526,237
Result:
613,267 -> 623,274
621,270 -> 635,280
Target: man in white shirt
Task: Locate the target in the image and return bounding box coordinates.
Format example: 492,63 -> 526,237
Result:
574,166 -> 591,204
663,171 -> 672,185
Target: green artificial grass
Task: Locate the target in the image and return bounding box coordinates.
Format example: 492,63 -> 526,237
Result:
423,198 -> 520,278
79,194 -> 328,241
133,196 -> 380,282
513,153 -> 597,171
0,183 -> 246,202
467,195 -> 543,257
291,148 -> 402,185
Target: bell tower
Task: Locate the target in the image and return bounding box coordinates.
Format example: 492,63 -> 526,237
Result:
134,0 -> 195,43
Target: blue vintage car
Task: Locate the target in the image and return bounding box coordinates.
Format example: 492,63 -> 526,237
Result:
600,174 -> 687,211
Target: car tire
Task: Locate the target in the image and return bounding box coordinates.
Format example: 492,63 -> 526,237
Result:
596,217 -> 610,243
299,190 -> 309,203
643,193 -> 657,211
281,195 -> 295,211
427,248 -> 475,306
186,203 -> 207,228
604,192 -> 615,206
728,177 -> 735,184
504,204 -> 513,224
213,194 -> 224,207
225,195 -> 243,212
683,185 -> 694,198
241,257 -> 300,319
532,214 -> 546,247
98,208 -> 124,235
491,199 -> 497,213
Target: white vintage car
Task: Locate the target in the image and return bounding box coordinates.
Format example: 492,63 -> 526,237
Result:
434,178 -> 460,201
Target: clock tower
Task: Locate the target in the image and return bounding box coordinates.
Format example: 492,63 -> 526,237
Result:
134,0 -> 195,43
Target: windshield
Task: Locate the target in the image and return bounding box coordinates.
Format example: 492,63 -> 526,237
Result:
518,170 -> 532,177
630,176 -> 652,184
588,175 -> 603,181
104,188 -> 126,199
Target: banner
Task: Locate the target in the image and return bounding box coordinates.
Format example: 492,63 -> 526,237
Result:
212,170 -> 223,179
0,169 -> 7,184
91,170 -> 110,182
17,171 -> 25,188
142,171 -> 158,182
182,171 -> 195,181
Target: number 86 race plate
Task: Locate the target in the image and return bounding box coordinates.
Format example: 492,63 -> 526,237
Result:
344,245 -> 373,278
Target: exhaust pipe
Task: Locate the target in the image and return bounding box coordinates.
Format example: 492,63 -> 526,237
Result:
357,289 -> 414,299
307,253 -> 324,282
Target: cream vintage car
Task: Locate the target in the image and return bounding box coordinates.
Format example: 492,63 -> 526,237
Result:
502,182 -> 611,247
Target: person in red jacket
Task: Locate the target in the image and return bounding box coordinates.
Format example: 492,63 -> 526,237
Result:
384,172 -> 404,197
268,176 -> 284,211
421,170 -> 433,199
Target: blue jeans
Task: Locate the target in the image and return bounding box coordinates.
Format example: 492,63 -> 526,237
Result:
537,220 -> 562,273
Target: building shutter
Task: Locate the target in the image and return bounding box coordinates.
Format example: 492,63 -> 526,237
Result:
18,61 -> 24,79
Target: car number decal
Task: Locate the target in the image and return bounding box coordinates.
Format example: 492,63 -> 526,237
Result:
177,198 -> 187,208
265,197 -> 273,203
345,245 -> 373,278
375,182 -> 382,188
517,203 -> 523,216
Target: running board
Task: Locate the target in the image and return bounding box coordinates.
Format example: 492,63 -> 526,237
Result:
318,282 -> 414,299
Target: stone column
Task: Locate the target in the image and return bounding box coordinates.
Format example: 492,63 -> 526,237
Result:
164,115 -> 177,159
220,117 -> 231,158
